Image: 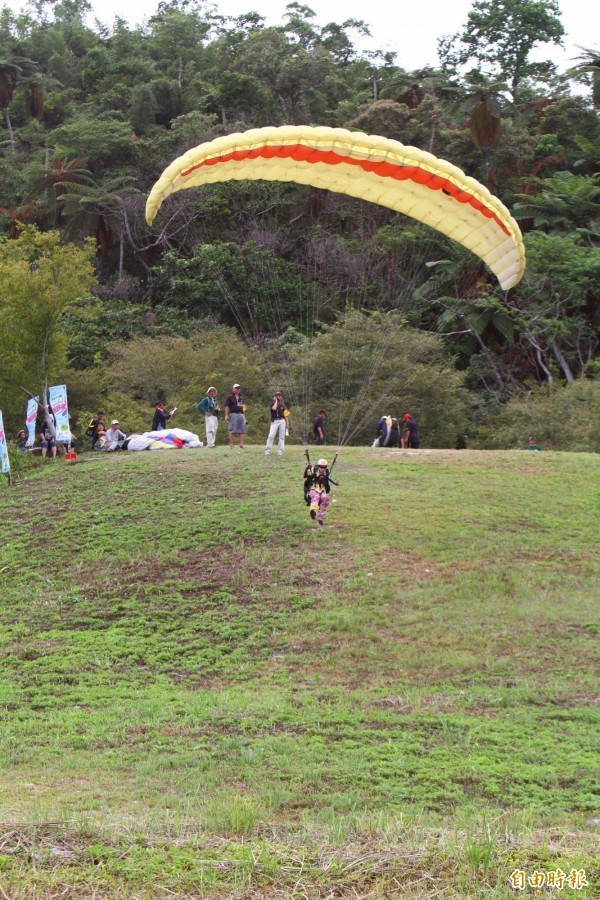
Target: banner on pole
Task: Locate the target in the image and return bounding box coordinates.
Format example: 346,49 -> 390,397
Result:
25,396 -> 39,447
0,411 -> 10,475
48,384 -> 72,444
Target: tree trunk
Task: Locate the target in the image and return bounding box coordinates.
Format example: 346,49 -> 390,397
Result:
551,341 -> 574,384
371,67 -> 378,100
530,338 -> 553,387
39,330 -> 56,437
466,315 -> 508,395
40,382 -> 56,438
118,222 -> 124,280
429,114 -> 437,154
4,106 -> 14,144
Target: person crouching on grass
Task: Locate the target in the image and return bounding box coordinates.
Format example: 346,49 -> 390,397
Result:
303,458 -> 338,526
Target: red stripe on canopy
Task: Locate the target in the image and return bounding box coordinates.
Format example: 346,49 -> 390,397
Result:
180,144 -> 510,236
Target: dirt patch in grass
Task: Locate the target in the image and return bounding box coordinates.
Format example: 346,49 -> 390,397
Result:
68,550 -> 317,611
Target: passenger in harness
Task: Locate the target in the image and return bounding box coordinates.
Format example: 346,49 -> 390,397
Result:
303,457 -> 338,526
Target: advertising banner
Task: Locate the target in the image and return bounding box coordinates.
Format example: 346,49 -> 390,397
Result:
26,396 -> 39,447
48,384 -> 72,444
0,411 -> 10,475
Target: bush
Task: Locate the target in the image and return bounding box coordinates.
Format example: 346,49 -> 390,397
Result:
2,443 -> 44,483
472,381 -> 600,452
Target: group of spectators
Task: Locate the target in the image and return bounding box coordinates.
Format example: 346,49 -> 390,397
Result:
196,383 -> 326,455
15,393 -> 423,459
86,411 -> 127,451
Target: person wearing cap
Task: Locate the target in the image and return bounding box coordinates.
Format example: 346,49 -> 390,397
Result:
104,420 -> 127,452
401,413 -> 420,449
224,383 -> 247,449
265,391 -> 290,456
16,429 -> 28,452
197,387 -> 220,448
303,457 -> 338,526
152,402 -> 176,432
523,436 -> 541,451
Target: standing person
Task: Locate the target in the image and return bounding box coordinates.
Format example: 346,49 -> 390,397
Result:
39,424 -> 57,459
86,410 -> 106,448
313,409 -> 326,445
303,458 -> 338,526
197,387 -> 220,448
104,420 -> 127,451
152,402 -> 176,431
224,383 -> 247,449
265,391 -> 290,456
402,413 -> 420,449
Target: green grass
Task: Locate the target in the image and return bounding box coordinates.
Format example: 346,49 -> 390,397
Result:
0,446 -> 598,897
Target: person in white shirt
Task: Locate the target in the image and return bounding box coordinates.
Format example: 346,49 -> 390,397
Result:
104,420 -> 127,451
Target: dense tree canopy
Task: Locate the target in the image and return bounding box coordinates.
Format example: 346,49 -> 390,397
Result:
0,0 -> 597,444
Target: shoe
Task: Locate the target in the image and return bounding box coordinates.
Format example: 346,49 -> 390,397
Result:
277,451 -> 283,456
265,450 -> 270,455
318,519 -> 324,526
229,445 -> 234,450
310,502 -> 318,520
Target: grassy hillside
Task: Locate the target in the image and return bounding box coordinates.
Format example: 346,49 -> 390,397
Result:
0,446 -> 598,898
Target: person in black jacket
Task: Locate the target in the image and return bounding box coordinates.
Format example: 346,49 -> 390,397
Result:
402,413 -> 420,449
152,402 -> 176,431
86,410 -> 106,448
265,391 -> 289,456
224,384 -> 247,449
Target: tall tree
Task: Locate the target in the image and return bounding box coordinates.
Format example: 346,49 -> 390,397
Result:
438,0 -> 564,104
0,226 -> 96,431
567,47 -> 600,109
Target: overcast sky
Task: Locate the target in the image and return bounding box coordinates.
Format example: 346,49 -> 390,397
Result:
5,0 -> 599,74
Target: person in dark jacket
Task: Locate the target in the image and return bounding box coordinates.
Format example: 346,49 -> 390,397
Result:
224,384 -> 247,449
313,409 -> 326,445
402,413 -> 420,449
86,410 -> 106,448
265,391 -> 290,456
152,402 -> 176,431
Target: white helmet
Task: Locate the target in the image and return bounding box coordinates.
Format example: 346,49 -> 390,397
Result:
317,458 -> 328,467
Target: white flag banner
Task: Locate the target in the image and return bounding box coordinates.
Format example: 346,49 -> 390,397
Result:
0,411 -> 10,475
48,384 -> 72,444
26,396 -> 39,447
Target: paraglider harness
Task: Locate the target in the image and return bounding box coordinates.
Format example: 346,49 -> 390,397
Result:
376,415 -> 400,447
303,449 -> 339,504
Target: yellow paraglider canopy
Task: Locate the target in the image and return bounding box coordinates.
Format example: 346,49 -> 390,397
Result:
146,125 -> 525,289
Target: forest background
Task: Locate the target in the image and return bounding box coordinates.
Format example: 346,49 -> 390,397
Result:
0,0 -> 598,451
